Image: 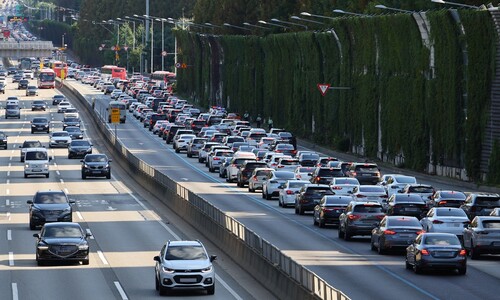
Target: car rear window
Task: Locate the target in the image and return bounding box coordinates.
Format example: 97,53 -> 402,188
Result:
274,172 -> 295,179
325,198 -> 352,206
280,160 -> 299,165
475,197 -> 500,206
318,169 -> 344,177
356,166 -> 379,172
301,154 -> 320,160
409,186 -> 434,193
483,220 -> 500,229
288,181 -> 308,188
423,235 -> 460,246
256,170 -> 272,176
277,144 -> 294,150
435,209 -> 467,217
387,218 -> 421,227
353,205 -> 383,213
439,192 -> 466,200
306,187 -> 333,194
359,186 -> 386,193
334,178 -> 359,185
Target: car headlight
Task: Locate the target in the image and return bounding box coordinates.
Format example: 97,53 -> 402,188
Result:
43,163 -> 49,168
84,164 -> 90,168
24,163 -> 29,168
162,267 -> 175,274
37,245 -> 49,250
78,244 -> 89,250
31,124 -> 36,127
201,266 -> 213,273
105,164 -> 110,168
63,207 -> 71,212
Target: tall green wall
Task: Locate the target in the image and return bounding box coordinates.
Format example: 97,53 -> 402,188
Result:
175,10 -> 496,182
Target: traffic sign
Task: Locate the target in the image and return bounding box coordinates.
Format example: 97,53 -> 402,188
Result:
317,84 -> 330,96
175,63 -> 181,69
101,44 -> 106,48
123,46 -> 129,51
111,46 -> 116,51
181,63 -> 187,69
98,46 -> 103,51
161,51 -> 167,56
111,108 -> 120,124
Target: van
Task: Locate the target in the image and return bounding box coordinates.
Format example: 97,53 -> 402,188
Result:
5,103 -> 20,119
24,148 -> 50,178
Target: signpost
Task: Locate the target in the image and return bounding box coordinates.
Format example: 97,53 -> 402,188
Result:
317,83 -> 352,96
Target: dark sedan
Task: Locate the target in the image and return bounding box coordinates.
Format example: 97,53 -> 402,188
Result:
81,154 -> 112,179
313,195 -> 352,227
65,126 -> 84,140
0,131 -> 7,149
0,83 -> 5,94
62,117 -> 81,130
68,140 -> 92,159
405,233 -> 467,275
371,216 -> 424,254
27,190 -> 74,229
31,117 -> 50,134
31,100 -> 47,111
33,222 -> 91,265
18,79 -> 28,89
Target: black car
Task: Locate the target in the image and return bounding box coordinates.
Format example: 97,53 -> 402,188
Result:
309,167 -> 345,184
295,184 -> 335,215
7,67 -> 17,75
31,100 -> 47,111
26,85 -> 38,96
31,117 -> 50,134
347,163 -> 381,185
338,201 -> 386,240
298,153 -> 320,167
0,131 -> 7,149
52,95 -> 66,105
18,79 -> 29,89
236,161 -> 268,187
33,222 -> 91,265
371,216 -> 424,254
12,74 -> 23,83
27,190 -> 74,230
460,192 -> 500,219
68,140 -> 92,158
65,126 -> 84,139
313,195 -> 352,227
386,194 -> 428,219
62,117 -> 81,130
81,154 -> 112,179
0,83 -> 5,94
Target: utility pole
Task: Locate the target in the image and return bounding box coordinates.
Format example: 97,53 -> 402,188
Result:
145,0 -> 149,74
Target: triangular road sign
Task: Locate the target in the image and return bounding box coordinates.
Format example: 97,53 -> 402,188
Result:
317,84 -> 330,96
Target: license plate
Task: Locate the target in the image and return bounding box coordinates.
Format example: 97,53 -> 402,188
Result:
92,170 -> 101,174
33,169 -> 42,172
399,234 -> 413,238
434,251 -> 454,258
405,208 -> 418,212
447,223 -> 461,227
46,218 -> 57,222
179,278 -> 197,283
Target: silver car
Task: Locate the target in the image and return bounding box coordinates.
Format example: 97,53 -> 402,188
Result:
420,208 -> 470,238
278,180 -> 309,207
49,131 -> 72,148
462,216 -> 500,259
208,149 -> 234,172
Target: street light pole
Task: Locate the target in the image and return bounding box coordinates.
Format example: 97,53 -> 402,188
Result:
375,5 -> 416,14
156,18 -> 166,71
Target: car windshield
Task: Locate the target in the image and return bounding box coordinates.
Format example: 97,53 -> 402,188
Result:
483,220 -> 500,229
306,187 -> 334,195
387,218 -> 421,227
353,205 -> 383,213
32,118 -> 47,123
52,132 -> 69,137
85,155 -> 107,162
71,141 -> 89,146
325,197 -> 352,205
165,245 -> 207,260
318,169 -> 344,177
25,151 -> 47,160
42,226 -> 82,238
35,193 -> 67,204
423,235 -> 460,246
334,178 -> 359,185
435,209 -> 467,217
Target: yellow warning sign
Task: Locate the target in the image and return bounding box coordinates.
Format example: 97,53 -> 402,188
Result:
111,108 -> 120,123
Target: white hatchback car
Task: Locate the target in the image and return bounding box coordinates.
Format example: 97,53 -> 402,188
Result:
278,180 -> 310,207
262,170 -> 297,200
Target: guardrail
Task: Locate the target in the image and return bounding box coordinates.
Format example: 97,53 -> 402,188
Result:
61,81 -> 349,300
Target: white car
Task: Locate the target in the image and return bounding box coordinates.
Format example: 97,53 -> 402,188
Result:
226,152 -> 257,183
278,180 -> 309,207
57,101 -> 72,113
351,185 -> 388,205
293,166 -> 315,181
208,149 -> 234,172
49,131 -> 72,148
248,168 -> 274,192
267,153 -> 286,169
330,177 -> 360,195
173,134 -> 196,153
276,157 -> 300,172
420,207 -> 470,237
262,170 -> 297,200
378,174 -> 417,197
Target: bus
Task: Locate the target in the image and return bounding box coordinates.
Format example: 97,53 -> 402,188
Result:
52,61 -> 68,79
101,65 -> 127,80
37,69 -> 56,89
151,71 -> 176,84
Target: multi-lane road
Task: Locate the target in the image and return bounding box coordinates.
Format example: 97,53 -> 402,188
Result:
0,75 -> 271,299
65,78 -> 500,300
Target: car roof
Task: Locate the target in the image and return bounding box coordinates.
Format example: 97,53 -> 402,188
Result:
168,240 -> 203,247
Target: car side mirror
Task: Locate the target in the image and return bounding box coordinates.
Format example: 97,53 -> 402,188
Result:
69,200 -> 76,204
108,159 -> 113,162
153,256 -> 161,262
210,255 -> 217,262
27,200 -> 33,204
80,160 -> 84,162
49,157 -> 52,161
33,233 -> 40,238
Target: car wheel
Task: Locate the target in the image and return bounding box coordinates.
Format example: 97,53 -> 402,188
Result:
209,167 -> 214,173
278,198 -> 282,206
82,259 -> 89,265
377,241 -> 386,255
266,192 -> 272,200
343,229 -> 351,241
106,173 -> 111,179
318,219 -> 325,228
338,226 -> 345,239
82,173 -> 87,179
249,186 -> 254,193
371,239 -> 377,251
30,221 -> 36,230
37,259 -> 45,266
31,130 -> 34,134
46,173 -> 49,178
313,215 -> 318,226
413,262 -> 422,274
458,266 -> 466,275
298,206 -> 305,215
175,148 -> 180,153
24,173 -> 28,178
187,153 -> 192,158
405,257 -> 412,270
206,283 -> 215,295
159,284 -> 170,296
155,275 -> 160,291
470,244 -> 480,260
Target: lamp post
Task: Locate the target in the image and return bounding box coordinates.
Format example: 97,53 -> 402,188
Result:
270,18 -> 307,30
61,33 -> 65,48
291,15 -> 324,25
375,5 -> 416,13
154,18 -> 167,71
243,22 -> 269,30
258,20 -> 289,30
223,23 -> 251,31
430,0 -> 480,9
333,9 -> 372,17
300,12 -> 336,21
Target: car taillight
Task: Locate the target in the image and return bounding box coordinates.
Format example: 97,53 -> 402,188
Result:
315,177 -> 321,182
421,249 -> 430,256
356,194 -> 366,198
348,214 -> 361,220
278,165 -> 284,168
322,207 -> 333,212
296,175 -> 301,179
286,190 -> 294,195
432,220 -> 443,224
416,230 -> 426,235
231,164 -> 237,167
252,176 -> 258,181
375,172 -> 381,176
439,201 -> 447,205
384,230 -> 396,235
331,186 -> 342,190
376,215 -> 385,220
213,157 -> 220,160
276,150 -> 282,153
351,172 -> 357,176
459,249 -> 467,256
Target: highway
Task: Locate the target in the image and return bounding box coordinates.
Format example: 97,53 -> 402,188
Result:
0,76 -> 271,299
64,78 -> 500,300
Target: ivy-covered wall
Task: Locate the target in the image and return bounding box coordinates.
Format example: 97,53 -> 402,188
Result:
175,10 -> 496,182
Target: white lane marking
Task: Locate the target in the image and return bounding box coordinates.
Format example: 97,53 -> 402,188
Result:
8,252 -> 14,266
113,178 -> 243,300
10,150 -> 14,154
6,199 -> 10,206
14,139 -> 17,143
64,188 -> 69,194
76,211 -> 83,220
12,283 -> 18,300
59,179 -> 64,184
97,250 -> 109,265
7,170 -> 10,176
53,162 -> 57,167
86,228 -> 94,239
9,156 -> 12,161
7,230 -> 12,241
6,212 -> 11,220
6,189 -> 9,195
181,178 -> 189,181
56,170 -> 60,176
113,281 -> 128,300
6,179 -> 9,185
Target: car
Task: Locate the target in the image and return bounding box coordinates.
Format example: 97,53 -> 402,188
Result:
273,143 -> 297,157
386,194 -> 428,219
7,67 -> 17,75
57,101 -> 72,113
17,79 -> 28,89
4,103 -> 20,119
207,149 -> 234,172
218,156 -> 233,178
463,216 -> 500,259
81,154 -> 112,179
460,192 -> 500,219
405,233 -> 467,275
187,138 -> 208,158
226,152 -> 257,183
173,134 -> 196,153
351,185 -> 388,205
154,240 -> 216,295
293,166 -> 315,181
68,140 -> 92,158
370,216 -> 424,254
400,184 -> 436,205
277,179 -> 309,207
31,100 -> 47,111
346,163 -> 381,185
19,140 -> 44,162
378,174 -> 418,197
276,157 -> 300,172
309,167 -> 345,184
330,177 -> 360,195
490,208 -> 500,216
430,190 -> 467,208
31,117 -> 50,133
27,190 -> 74,230
33,222 -> 91,266
24,147 -> 50,178
65,126 -> 84,140
52,95 -> 66,105
0,82 -> 5,94
12,74 -> 23,83
313,195 -> 353,227
298,152 -> 320,167
294,184 -> 335,214
338,201 -> 385,240
0,131 -> 7,149
26,85 -> 38,96
262,170 -> 297,200
49,131 -> 72,148
420,208 -> 470,239
236,161 -> 268,187
62,116 -> 81,130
